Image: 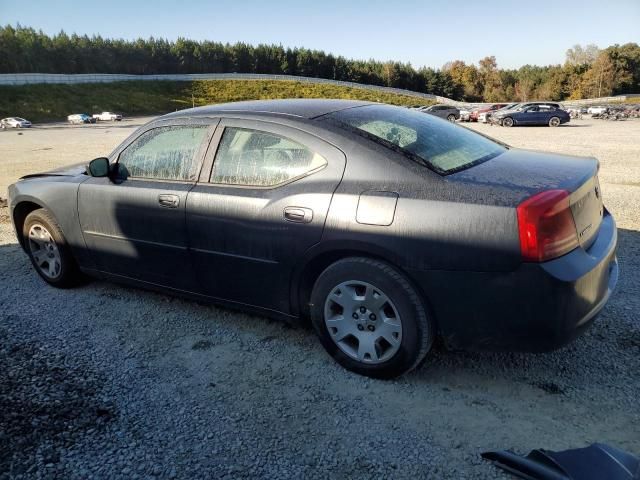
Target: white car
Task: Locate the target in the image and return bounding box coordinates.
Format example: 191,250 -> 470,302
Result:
1,117 -> 32,129
478,112 -> 489,123
459,108 -> 471,122
587,106 -> 608,115
93,111 -> 123,121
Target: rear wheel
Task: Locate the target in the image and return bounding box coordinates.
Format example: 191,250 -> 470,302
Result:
23,209 -> 84,288
310,257 -> 434,379
447,114 -> 456,122
502,117 -> 514,127
548,116 -> 561,127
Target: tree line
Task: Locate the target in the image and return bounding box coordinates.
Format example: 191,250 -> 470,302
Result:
1,25 -> 638,101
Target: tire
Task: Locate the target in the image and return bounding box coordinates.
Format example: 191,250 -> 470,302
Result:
23,208 -> 84,288
548,116 -> 561,127
447,114 -> 456,122
502,117 -> 514,127
310,257 -> 434,379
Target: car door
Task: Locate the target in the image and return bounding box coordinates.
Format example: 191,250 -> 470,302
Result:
537,105 -> 555,124
186,118 -> 346,313
78,119 -> 217,291
434,106 -> 447,119
519,106 -> 540,124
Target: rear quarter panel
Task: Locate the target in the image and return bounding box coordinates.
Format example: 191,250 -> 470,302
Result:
319,133 -> 521,274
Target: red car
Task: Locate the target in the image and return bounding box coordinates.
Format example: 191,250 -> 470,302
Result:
470,103 -> 509,122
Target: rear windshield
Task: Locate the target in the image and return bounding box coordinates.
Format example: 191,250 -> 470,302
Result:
323,104 -> 506,174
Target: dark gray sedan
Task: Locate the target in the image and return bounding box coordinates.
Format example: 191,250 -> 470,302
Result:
8,99 -> 618,378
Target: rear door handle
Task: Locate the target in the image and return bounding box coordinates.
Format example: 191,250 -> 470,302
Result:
284,206 -> 313,223
158,194 -> 180,208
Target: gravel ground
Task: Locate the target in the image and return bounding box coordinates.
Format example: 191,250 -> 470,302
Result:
0,117 -> 639,479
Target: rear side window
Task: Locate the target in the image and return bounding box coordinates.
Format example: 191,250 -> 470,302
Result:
211,127 -> 327,186
323,104 -> 506,175
118,126 -> 208,181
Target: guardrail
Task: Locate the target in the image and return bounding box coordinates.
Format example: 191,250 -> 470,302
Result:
0,72 -> 439,101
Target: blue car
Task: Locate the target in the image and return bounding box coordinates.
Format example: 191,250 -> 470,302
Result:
494,103 -> 570,127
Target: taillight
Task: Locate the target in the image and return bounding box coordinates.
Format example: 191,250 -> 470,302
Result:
517,189 -> 579,262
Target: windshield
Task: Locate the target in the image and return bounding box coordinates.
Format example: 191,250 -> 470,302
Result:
323,104 -> 506,174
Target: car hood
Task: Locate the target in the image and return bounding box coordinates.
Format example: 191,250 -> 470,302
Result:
493,109 -> 520,117
446,148 -> 598,206
20,162 -> 87,180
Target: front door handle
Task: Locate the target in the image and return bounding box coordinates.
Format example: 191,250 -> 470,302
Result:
158,194 -> 180,208
284,206 -> 313,223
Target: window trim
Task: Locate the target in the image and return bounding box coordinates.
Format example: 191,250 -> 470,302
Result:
112,120 -> 218,183
205,122 -> 329,190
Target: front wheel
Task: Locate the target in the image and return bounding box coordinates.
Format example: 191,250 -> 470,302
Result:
447,114 -> 456,122
548,116 -> 561,127
502,117 -> 514,127
310,257 -> 434,379
23,209 -> 84,288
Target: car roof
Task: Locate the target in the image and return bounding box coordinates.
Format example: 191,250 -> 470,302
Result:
161,99 -> 376,120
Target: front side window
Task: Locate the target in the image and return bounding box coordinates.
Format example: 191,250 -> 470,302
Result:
211,127 -> 327,186
323,104 -> 506,175
118,126 -> 208,181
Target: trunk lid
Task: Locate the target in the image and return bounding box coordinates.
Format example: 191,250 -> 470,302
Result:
449,148 -> 604,248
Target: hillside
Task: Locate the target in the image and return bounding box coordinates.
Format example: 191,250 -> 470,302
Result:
0,80 -> 434,122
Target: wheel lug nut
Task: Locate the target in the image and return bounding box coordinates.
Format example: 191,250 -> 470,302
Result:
367,325 -> 375,332
369,313 -> 376,321
352,313 -> 359,320
359,306 -> 366,314
357,324 -> 365,331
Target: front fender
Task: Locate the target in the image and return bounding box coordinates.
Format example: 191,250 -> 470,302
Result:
8,177 -> 93,268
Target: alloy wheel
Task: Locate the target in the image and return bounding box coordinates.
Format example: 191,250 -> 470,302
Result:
28,223 -> 62,279
323,280 -> 402,364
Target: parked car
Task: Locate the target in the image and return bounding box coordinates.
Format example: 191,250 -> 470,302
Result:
93,112 -> 122,121
8,99 -> 618,379
470,103 -> 509,122
67,113 -> 96,124
588,106 -> 608,115
486,103 -> 521,125
493,103 -> 570,127
1,117 -> 32,129
420,104 -> 460,122
459,108 -> 471,122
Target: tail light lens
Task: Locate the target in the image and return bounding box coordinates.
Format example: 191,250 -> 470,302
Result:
517,190 -> 579,262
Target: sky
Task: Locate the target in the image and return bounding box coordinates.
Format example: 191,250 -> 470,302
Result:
1,0 -> 638,69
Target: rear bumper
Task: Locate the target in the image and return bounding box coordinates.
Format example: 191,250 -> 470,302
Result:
408,212 -> 618,352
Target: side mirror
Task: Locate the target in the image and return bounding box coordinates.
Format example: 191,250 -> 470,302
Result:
87,157 -> 110,177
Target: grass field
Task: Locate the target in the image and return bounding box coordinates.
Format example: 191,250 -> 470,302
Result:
0,80 -> 434,122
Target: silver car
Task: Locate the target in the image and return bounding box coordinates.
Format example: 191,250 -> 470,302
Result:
420,104 -> 460,122
1,117 -> 32,129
